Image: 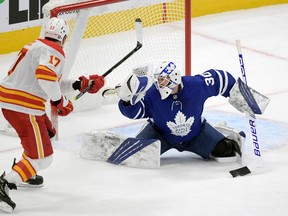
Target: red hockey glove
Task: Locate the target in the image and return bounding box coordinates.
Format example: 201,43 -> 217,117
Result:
50,96 -> 74,116
79,75 -> 105,94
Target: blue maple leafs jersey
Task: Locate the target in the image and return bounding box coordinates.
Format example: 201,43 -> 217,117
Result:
118,69 -> 236,143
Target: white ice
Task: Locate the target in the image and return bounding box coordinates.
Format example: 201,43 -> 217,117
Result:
1,4 -> 288,216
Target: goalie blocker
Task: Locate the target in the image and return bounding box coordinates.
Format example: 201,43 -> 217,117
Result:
229,78 -> 270,115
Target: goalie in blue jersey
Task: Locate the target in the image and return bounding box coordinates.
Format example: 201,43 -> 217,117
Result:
117,61 -> 269,162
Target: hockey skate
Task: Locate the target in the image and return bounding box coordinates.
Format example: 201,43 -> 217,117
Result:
19,174 -> 44,188
11,159 -> 44,188
212,122 -> 246,163
0,172 -> 17,213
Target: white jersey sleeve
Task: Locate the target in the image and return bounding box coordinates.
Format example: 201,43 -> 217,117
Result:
35,43 -> 64,102
0,39 -> 65,115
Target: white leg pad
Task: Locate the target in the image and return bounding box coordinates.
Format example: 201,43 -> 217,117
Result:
213,122 -> 246,163
80,131 -> 161,169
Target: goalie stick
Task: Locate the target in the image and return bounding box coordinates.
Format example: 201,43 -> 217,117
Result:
74,18 -> 143,101
229,40 -> 263,177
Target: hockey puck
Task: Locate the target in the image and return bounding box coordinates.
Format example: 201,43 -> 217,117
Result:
229,166 -> 251,177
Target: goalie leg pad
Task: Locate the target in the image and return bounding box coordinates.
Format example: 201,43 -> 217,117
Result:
213,122 -> 246,163
80,131 -> 160,169
107,138 -> 159,165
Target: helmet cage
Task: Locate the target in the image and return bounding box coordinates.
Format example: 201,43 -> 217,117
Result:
154,61 -> 181,99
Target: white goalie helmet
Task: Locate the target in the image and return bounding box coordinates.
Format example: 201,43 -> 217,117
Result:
153,61 -> 182,100
44,17 -> 69,45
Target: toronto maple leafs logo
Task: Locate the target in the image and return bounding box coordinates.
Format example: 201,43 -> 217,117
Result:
166,111 -> 194,137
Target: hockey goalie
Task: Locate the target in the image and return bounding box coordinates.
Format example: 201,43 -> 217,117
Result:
80,61 -> 270,169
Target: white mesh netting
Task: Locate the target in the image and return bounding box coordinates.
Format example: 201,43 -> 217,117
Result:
42,0 -> 188,111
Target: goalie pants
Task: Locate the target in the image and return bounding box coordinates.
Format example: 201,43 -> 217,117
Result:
2,108 -> 54,159
136,119 -> 225,159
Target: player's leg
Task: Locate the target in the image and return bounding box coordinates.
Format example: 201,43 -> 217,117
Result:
136,122 -> 171,154
213,122 -> 245,162
19,114 -> 55,188
1,109 -> 54,212
211,138 -> 240,157
7,111 -> 54,182
12,154 -> 44,188
184,120 -> 243,161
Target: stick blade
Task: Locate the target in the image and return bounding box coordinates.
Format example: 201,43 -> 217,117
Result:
229,166 -> 251,177
135,18 -> 143,44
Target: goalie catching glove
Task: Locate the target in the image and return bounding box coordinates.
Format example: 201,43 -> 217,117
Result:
117,73 -> 153,105
78,74 -> 105,94
229,78 -> 270,115
50,96 -> 74,116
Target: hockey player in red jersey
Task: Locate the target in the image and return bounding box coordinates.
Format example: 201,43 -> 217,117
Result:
0,17 -> 104,213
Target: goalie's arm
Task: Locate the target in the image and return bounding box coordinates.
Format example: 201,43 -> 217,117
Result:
198,69 -> 236,98
118,99 -> 148,120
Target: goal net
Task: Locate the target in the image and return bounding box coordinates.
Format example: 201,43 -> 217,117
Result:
41,0 -> 191,112
0,0 -> 191,136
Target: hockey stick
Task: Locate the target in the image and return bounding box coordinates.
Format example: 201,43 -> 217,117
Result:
74,18 -> 143,101
52,18 -> 142,140
229,40 -> 263,177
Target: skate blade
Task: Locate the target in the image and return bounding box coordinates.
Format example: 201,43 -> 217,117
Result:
19,182 -> 44,188
0,201 -> 14,213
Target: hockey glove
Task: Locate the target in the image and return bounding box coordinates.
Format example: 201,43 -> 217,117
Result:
79,75 -> 105,94
50,96 -> 74,116
117,74 -> 153,105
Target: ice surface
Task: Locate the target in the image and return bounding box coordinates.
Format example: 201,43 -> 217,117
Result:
1,4 -> 288,216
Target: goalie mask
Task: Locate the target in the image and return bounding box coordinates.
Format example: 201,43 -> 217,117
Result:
44,17 -> 69,46
153,61 -> 181,100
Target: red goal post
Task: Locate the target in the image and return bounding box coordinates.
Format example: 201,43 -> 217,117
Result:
41,0 -> 191,111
